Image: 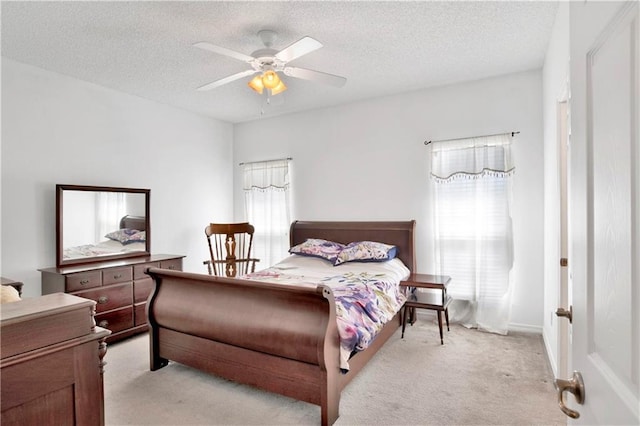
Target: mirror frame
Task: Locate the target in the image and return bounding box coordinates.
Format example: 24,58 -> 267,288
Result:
56,184 -> 151,267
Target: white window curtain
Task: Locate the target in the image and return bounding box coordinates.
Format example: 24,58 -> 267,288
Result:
95,192 -> 127,242
430,133 -> 515,335
243,159 -> 291,267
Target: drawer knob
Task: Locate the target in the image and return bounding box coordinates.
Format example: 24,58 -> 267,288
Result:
113,274 -> 122,279
98,296 -> 109,304
80,279 -> 89,285
98,320 -> 109,328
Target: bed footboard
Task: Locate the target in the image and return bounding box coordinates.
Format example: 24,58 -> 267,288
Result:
146,267 -> 341,425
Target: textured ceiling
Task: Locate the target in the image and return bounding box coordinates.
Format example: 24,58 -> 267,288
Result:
1,1 -> 558,123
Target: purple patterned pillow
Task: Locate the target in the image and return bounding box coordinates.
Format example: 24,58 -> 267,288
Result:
333,241 -> 397,266
105,229 -> 146,245
289,238 -> 346,263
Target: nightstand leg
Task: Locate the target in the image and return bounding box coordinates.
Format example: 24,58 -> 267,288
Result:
445,308 -> 450,331
401,305 -> 408,338
437,310 -> 444,345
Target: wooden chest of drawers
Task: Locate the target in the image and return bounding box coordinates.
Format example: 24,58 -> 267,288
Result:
1,293 -> 111,425
40,254 -> 184,343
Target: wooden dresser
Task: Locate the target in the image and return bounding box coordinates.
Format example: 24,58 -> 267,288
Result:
1,293 -> 110,425
40,254 -> 184,343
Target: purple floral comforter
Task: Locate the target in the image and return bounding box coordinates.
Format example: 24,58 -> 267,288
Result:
242,255 -> 409,370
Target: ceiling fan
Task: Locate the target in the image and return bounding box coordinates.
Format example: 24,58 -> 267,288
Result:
194,30 -> 347,96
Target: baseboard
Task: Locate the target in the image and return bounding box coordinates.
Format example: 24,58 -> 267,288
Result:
542,329 -> 558,377
508,322 -> 542,334
414,311 -> 542,334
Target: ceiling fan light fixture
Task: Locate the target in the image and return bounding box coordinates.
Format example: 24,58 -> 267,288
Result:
248,75 -> 264,94
270,80 -> 287,96
262,70 -> 281,89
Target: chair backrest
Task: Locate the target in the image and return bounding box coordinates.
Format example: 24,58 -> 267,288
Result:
204,222 -> 258,277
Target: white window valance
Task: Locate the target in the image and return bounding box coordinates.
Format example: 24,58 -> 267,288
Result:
242,159 -> 290,191
430,133 -> 515,183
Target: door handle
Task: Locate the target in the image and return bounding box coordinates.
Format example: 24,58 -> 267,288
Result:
555,305 -> 572,323
554,371 -> 585,419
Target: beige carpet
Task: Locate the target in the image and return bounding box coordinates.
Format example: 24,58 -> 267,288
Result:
103,319 -> 566,425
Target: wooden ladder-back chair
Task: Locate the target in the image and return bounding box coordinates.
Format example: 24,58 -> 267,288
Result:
203,222 -> 259,277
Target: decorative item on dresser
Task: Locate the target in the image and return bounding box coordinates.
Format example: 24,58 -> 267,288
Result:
39,254 -> 184,343
1,293 -> 111,425
1,277 -> 23,297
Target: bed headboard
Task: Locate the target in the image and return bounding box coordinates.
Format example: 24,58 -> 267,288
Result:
289,220 -> 416,272
119,215 -> 146,231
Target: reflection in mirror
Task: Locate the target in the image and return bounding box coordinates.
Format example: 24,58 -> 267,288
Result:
57,185 -> 150,267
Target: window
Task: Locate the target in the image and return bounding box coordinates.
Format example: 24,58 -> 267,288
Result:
243,159 -> 291,266
95,192 -> 126,241
430,134 -> 514,334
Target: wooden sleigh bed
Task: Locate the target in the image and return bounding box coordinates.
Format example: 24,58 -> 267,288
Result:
146,220 -> 416,425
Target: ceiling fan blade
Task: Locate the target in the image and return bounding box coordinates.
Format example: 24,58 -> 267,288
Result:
283,67 -> 347,88
193,42 -> 255,63
275,36 -> 323,63
197,69 -> 257,91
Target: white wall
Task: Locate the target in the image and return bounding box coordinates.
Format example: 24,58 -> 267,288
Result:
541,2 -> 570,375
1,59 -> 548,330
234,70 -> 545,330
1,59 -> 234,297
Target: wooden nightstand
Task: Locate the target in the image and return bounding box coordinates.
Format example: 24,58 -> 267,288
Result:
400,273 -> 452,344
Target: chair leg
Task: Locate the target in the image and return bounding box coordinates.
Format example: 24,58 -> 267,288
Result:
445,307 -> 450,331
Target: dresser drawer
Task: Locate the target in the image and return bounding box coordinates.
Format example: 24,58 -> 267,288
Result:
134,303 -> 148,327
40,254 -> 185,344
95,307 -> 134,333
103,266 -> 133,285
134,277 -> 154,303
74,283 -> 133,313
66,271 -> 102,292
159,258 -> 182,271
134,262 -> 159,279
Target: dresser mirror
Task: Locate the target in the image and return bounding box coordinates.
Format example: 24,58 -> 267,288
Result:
56,184 -> 150,267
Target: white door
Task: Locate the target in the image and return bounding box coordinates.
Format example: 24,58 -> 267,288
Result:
567,1 -> 639,424
558,99 -> 570,381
